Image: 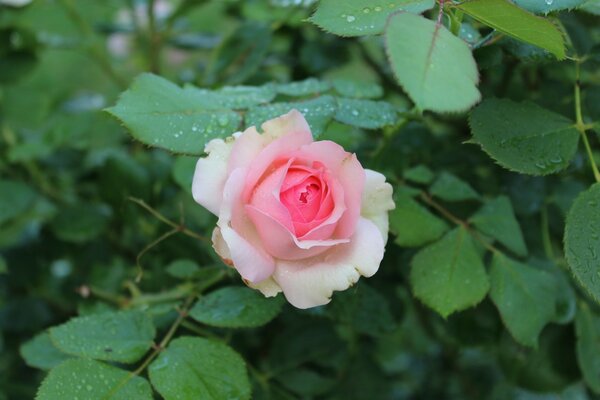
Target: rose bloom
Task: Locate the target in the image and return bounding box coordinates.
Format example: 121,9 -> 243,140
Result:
192,110 -> 394,308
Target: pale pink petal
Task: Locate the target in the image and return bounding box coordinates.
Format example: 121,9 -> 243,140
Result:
191,137 -> 235,215
218,168 -> 275,283
247,276 -> 282,298
261,109 -> 312,141
272,217 -> 385,309
362,169 -> 395,243
227,126 -> 267,173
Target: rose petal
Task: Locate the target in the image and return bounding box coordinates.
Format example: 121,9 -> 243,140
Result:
191,137 -> 235,215
272,217 -> 385,309
247,276 -> 282,298
362,169 -> 395,243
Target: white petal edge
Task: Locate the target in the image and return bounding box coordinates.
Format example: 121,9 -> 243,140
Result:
361,169 -> 395,243
273,217 -> 385,309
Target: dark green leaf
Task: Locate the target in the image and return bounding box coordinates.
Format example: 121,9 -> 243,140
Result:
275,78 -> 332,97
20,332 -> 71,370
0,180 -> 36,225
403,165 -> 435,184
182,84 -> 276,109
165,259 -> 201,279
389,193 -> 449,247
334,98 -> 397,129
332,78 -> 383,99
575,302 -> 600,394
50,204 -> 112,244
430,172 -> 480,202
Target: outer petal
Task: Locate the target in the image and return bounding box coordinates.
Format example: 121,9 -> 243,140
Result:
361,169 -> 395,243
247,277 -> 282,298
191,137 -> 234,215
273,217 -> 384,309
217,168 -> 276,283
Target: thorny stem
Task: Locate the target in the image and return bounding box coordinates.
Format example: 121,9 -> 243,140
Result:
574,61 -> 600,183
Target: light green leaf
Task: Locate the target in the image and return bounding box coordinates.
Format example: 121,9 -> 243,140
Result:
575,302 -> 600,394
332,78 -> 383,99
49,310 -> 155,363
245,95 -> 337,137
190,286 -> 285,328
50,204 -> 112,243
469,98 -> 579,175
166,259 -> 201,279
182,84 -> 276,109
36,359 -> 153,400
389,193 -> 449,247
0,180 -> 37,225
410,227 -> 490,317
514,0 -> 587,14
20,332 -> 71,370
490,254 -> 558,347
309,0 -> 435,37
471,196 -> 527,256
430,172 -> 480,202
148,336 -> 251,400
106,73 -> 242,155
385,12 -> 480,113
580,0 -> 600,14
455,0 -> 566,59
334,98 -> 397,129
564,183 -> 600,304
403,165 -> 435,184
275,78 -> 332,97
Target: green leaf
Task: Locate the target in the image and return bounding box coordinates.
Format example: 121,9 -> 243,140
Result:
430,172 -> 480,202
36,359 -> 153,400
275,78 -> 332,97
0,180 -> 36,225
489,254 -> 558,347
49,310 -> 155,363
403,165 -> 435,184
410,227 -> 490,318
514,0 -> 587,14
580,0 -> 600,14
389,193 -> 449,247
50,203 -> 112,243
334,98 -> 397,129
455,0 -> 566,59
0,255 -> 6,274
385,12 -> 480,113
148,336 -> 251,400
172,156 -> 196,193
309,0 -> 435,37
564,183 -> 600,304
470,196 -> 527,256
575,302 -> 600,394
245,95 -> 337,137
469,99 -> 579,175
190,286 -> 284,328
182,84 -> 276,109
166,259 -> 201,279
20,332 -> 71,370
332,78 -> 383,99
106,73 -> 242,155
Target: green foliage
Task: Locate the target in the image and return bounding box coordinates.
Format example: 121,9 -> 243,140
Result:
36,359 -> 153,400
334,98 -> 397,129
411,228 -> 490,318
455,0 -> 566,59
575,303 -> 600,393
469,99 -> 580,175
514,0 -> 587,14
430,172 -> 480,202
189,286 -> 285,328
20,332 -> 71,370
148,337 -> 251,400
49,310 -> 155,363
0,180 -> 36,225
385,12 -> 481,113
389,193 -> 449,247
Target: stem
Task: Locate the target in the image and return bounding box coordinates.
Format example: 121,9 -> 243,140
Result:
450,9 -> 463,36
541,205 -> 556,261
135,227 -> 180,282
574,61 -> 600,183
147,0 -> 161,73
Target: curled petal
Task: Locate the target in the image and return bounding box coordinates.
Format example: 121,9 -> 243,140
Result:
361,169 -> 395,243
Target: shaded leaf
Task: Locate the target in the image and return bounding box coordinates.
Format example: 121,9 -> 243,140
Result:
334,98 -> 397,129
20,332 -> 71,370
390,193 -> 449,247
575,302 -> 600,394
430,172 -> 480,202
0,180 -> 36,225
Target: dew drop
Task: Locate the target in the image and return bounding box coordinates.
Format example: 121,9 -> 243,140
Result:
346,15 -> 356,22
545,0 -> 553,5
362,7 -> 370,13
374,6 -> 382,11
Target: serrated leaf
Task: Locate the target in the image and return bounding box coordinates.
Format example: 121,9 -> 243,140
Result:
469,98 -> 579,175
390,193 -> 449,247
410,227 -> 490,317
309,0 -> 435,37
564,183 -> 600,304
430,172 -> 480,202
332,78 -> 383,99
334,98 -> 397,129
490,254 -> 558,347
575,302 -> 600,394
36,359 -> 153,400
403,165 -> 435,184
514,0 -> 587,14
275,78 -> 332,97
148,336 -> 251,400
20,332 -> 71,370
245,95 -> 337,137
190,286 -> 284,328
49,310 -> 155,363
471,196 -> 527,256
106,73 -> 242,155
0,180 -> 36,225
182,84 -> 276,109
385,12 -> 480,113
455,0 -> 566,59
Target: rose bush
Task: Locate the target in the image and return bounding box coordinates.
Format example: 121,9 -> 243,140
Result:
192,110 -> 394,308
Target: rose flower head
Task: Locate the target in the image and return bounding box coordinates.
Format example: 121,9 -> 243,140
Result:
192,110 -> 394,309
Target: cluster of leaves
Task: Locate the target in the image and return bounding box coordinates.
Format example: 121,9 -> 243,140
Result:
1,0 -> 600,399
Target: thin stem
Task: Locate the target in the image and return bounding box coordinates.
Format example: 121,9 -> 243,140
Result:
574,61 -> 600,183
180,320 -> 224,341
541,205 -> 556,261
147,0 -> 161,73
128,197 -> 208,242
135,227 -> 179,282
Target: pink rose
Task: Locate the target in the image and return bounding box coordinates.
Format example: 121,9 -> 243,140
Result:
192,110 -> 394,308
